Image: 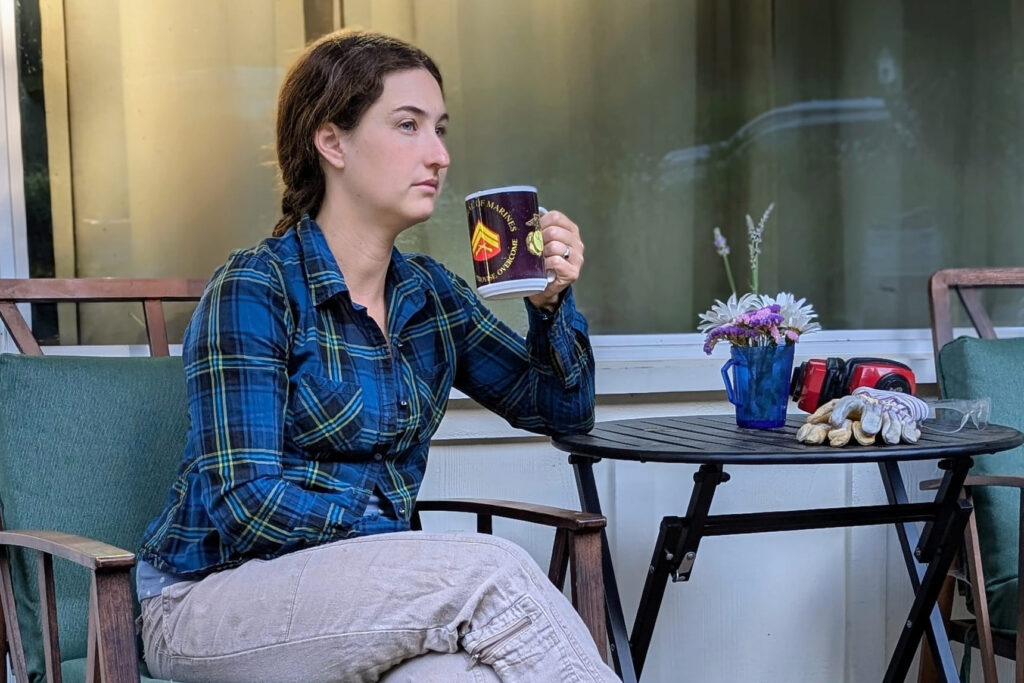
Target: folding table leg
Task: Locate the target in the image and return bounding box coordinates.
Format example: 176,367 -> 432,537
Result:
884,498 -> 972,682
572,456 -> 638,683
628,464 -> 727,677
629,516 -> 683,678
879,460 -> 969,682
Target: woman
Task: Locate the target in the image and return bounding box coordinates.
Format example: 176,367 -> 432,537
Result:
137,29 -> 615,683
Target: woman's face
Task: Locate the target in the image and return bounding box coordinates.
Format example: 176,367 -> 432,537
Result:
335,68 -> 450,231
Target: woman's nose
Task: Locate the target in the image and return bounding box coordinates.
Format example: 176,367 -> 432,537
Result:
428,135 -> 450,169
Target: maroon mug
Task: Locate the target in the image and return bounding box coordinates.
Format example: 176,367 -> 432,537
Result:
464,185 -> 548,299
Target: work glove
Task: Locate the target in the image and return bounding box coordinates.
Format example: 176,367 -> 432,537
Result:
796,387 -> 928,447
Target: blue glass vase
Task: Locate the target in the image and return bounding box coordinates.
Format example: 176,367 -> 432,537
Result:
720,343 -> 796,429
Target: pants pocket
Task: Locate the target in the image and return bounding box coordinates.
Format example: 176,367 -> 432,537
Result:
158,579 -> 201,657
463,596 -> 559,670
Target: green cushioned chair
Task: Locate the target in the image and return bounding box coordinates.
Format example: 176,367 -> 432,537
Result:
0,354 -> 188,683
938,337 -> 1024,634
923,267 -> 1024,683
0,277 -> 608,682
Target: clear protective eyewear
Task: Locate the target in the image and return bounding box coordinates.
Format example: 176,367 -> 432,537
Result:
922,397 -> 991,433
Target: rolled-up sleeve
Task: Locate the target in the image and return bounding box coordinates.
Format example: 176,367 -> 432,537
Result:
443,268 -> 595,436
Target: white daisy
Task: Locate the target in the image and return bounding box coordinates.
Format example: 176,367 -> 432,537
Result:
697,293 -> 758,333
755,291 -> 821,334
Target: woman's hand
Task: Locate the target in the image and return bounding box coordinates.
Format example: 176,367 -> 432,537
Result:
527,210 -> 584,311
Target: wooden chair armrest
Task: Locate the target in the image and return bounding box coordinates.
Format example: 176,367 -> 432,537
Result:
921,475 -> 1024,491
0,531 -> 138,683
0,530 -> 134,570
414,498 -> 605,531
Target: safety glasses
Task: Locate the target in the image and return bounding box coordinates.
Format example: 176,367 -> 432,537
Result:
923,397 -> 991,433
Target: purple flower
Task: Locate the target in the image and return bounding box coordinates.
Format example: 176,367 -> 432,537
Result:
702,304 -> 800,355
703,323 -> 760,353
713,227 -> 730,256
736,304 -> 783,328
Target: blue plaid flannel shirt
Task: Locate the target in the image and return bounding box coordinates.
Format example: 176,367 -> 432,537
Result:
139,216 -> 595,578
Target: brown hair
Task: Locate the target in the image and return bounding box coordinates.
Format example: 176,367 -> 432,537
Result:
272,29 -> 443,236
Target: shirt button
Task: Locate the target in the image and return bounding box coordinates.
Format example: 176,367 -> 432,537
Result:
399,399 -> 409,409
373,452 -> 383,462
398,506 -> 406,516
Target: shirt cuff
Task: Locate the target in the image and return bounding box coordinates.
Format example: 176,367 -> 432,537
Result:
526,288 -> 585,389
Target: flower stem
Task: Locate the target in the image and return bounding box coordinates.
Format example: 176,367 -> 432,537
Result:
747,203 -> 774,295
722,255 -> 737,298
746,213 -> 759,295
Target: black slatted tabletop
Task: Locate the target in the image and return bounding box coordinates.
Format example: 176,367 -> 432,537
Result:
553,414 -> 1024,465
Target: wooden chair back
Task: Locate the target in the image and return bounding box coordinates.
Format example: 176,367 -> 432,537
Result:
0,278 -> 206,356
929,267 -> 1024,360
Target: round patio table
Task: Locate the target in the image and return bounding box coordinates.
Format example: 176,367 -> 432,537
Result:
553,414 -> 1024,683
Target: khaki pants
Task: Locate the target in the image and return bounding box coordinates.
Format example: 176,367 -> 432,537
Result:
141,531 -> 617,682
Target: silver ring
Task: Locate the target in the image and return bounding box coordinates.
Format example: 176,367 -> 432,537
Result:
562,246 -> 571,260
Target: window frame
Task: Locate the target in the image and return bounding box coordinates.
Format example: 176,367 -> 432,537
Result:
0,0 -> 29,283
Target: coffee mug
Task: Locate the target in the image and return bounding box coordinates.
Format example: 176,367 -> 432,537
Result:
464,185 -> 548,300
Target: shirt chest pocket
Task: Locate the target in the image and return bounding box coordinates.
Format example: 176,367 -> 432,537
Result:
410,363 -> 451,441
287,373 -> 375,459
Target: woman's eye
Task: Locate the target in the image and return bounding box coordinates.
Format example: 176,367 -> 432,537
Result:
436,126 -> 447,138
399,120 -> 417,132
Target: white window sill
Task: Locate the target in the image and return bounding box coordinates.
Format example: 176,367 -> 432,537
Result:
19,327 -> 1020,396
589,329 -> 942,395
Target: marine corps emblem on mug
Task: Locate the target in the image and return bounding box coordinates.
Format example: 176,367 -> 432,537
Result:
464,185 -> 548,300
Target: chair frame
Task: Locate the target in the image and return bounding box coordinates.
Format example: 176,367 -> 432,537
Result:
920,267 -> 1024,683
0,277 -> 608,683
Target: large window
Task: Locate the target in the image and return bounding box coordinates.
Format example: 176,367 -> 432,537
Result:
12,0 -> 1024,344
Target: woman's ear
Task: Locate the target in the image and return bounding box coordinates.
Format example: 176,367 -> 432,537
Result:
314,123 -> 346,169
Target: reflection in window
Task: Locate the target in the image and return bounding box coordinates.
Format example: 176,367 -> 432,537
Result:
16,0 -> 1024,341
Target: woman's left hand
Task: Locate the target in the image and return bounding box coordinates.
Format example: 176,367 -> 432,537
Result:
527,210 -> 584,311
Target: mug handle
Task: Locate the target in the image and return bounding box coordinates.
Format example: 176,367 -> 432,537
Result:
721,358 -> 739,406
